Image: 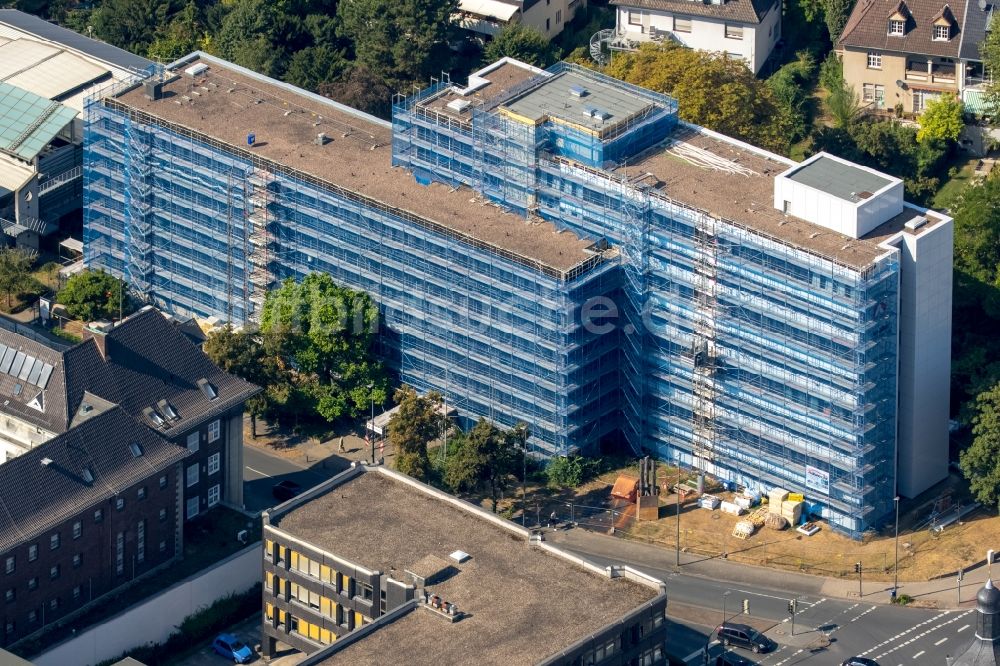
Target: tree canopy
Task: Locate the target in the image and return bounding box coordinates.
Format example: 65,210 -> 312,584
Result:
961,382 -> 1000,514
0,249 -> 35,309
604,43 -> 795,154
443,418 -> 524,512
56,269 -> 132,321
483,24 -> 558,68
387,386 -> 446,480
203,325 -> 283,436
917,94 -> 965,144
259,273 -> 389,426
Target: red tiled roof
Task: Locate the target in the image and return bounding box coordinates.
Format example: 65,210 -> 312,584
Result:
838,0 -> 968,58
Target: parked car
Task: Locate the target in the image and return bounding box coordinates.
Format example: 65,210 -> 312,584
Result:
716,623 -> 776,654
212,633 -> 253,663
842,658 -> 880,666
272,479 -> 303,502
715,653 -> 757,666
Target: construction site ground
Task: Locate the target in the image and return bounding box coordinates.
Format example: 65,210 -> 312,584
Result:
242,421 -> 998,584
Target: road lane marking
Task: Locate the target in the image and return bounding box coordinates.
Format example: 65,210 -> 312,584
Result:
934,637 -> 948,645
913,651 -> 925,659
246,466 -> 272,478
957,624 -> 970,632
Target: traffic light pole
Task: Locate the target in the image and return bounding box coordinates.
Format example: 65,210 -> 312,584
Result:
787,599 -> 797,636
856,562 -> 863,598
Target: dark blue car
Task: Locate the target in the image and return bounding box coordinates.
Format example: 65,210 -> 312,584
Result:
212,633 -> 253,663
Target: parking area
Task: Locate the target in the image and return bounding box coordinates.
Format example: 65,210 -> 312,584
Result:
168,616 -> 263,666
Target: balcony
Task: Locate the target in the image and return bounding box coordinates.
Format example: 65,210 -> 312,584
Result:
904,62 -> 957,86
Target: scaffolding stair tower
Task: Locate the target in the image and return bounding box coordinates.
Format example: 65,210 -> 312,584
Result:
246,168 -> 276,320
691,211 -> 719,477
122,118 -> 154,300
620,179 -> 649,455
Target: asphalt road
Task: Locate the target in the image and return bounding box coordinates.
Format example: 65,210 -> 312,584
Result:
570,546 -> 978,666
242,446 -> 340,514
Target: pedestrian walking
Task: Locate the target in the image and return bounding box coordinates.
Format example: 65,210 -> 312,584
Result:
338,436 -> 346,452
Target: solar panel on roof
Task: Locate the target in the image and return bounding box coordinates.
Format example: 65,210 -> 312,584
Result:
26,359 -> 42,385
0,348 -> 14,373
17,354 -> 35,380
9,351 -> 25,378
0,344 -> 8,360
36,363 -> 52,389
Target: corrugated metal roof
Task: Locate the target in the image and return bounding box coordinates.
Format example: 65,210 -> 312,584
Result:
4,48 -> 109,100
0,9 -> 152,72
0,156 -> 33,196
0,39 -> 59,79
0,82 -> 76,161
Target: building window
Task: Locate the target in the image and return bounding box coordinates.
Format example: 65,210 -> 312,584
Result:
49,565 -> 59,580
73,521 -> 82,539
159,540 -> 167,553
186,496 -> 200,520
556,9 -> 562,23
186,463 -> 199,488
73,553 -> 82,568
27,577 -> 37,591
137,520 -> 145,564
186,431 -> 199,452
208,452 -> 220,476
138,486 -> 147,500
888,19 -> 905,35
208,484 -> 220,508
209,419 -> 221,443
629,10 -> 642,25
867,51 -> 882,68
934,24 -> 950,39
4,589 -> 13,603
159,474 -> 168,489
725,24 -> 743,39
159,508 -> 167,522
116,497 -> 125,511
862,83 -> 885,106
359,583 -> 373,602
94,509 -> 103,523
27,545 -> 36,562
49,598 -> 58,611
116,533 -> 124,575
673,16 -> 691,32
4,556 -> 12,574
72,586 -> 81,602
50,534 -> 59,550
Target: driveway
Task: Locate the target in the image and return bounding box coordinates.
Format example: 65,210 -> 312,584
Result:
243,445 -> 343,514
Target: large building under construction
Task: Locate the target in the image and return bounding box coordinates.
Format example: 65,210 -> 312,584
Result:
83,53 -> 952,537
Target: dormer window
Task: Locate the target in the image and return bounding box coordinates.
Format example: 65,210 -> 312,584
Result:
889,19 -> 905,34
934,23 -> 950,39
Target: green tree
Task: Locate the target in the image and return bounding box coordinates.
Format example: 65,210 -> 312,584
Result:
215,0 -> 288,77
961,382 -> 1000,513
917,94 -> 964,143
483,24 -> 557,68
90,0 -> 177,54
826,81 -> 860,128
337,0 -> 457,84
823,0 -> 854,43
260,273 -> 388,426
0,249 -> 35,309
284,45 -> 348,91
604,43 -> 795,154
981,19 -> 1000,119
319,65 -> 394,119
56,269 -> 131,321
443,418 -> 522,512
147,1 -> 207,61
203,326 -> 282,437
767,51 -> 817,142
387,386 -> 445,481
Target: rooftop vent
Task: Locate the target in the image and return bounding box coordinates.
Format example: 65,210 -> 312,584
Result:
314,132 -> 329,146
905,215 -> 928,231
592,108 -> 612,121
568,84 -> 588,97
81,468 -> 94,483
40,457 -> 53,467
128,442 -> 143,458
582,105 -> 596,118
446,99 -> 472,113
450,550 -> 471,563
197,378 -> 218,400
184,63 -> 208,77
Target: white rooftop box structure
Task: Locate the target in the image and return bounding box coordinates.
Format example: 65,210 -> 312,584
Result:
773,152 -> 903,239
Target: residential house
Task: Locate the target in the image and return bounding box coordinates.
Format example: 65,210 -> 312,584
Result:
605,0 -> 782,73
838,0 -> 992,114
453,0 -> 585,40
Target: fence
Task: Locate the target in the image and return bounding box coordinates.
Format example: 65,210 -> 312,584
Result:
32,543 -> 261,666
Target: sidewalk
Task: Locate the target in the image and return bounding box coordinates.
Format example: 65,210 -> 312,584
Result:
547,526 -> 995,610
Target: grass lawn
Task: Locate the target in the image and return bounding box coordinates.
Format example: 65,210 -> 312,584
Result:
932,156 -> 981,211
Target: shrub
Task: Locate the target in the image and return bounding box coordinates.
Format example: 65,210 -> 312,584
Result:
546,455 -> 605,488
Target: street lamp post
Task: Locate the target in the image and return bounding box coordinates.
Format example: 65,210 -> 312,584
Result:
676,465 -> 681,567
722,590 -> 732,624
368,382 -> 375,464
893,496 -> 900,600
